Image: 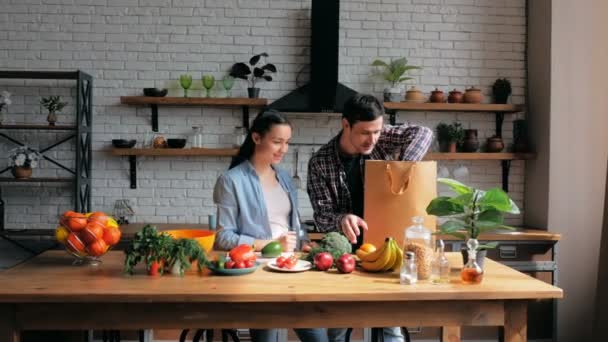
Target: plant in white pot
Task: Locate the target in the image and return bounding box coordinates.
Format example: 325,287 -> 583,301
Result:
370,57 -> 421,102
230,53 -> 277,98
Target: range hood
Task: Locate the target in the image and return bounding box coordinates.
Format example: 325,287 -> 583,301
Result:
268,0 -> 357,113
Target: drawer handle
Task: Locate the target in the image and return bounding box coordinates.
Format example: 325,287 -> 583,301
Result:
499,245 -> 517,259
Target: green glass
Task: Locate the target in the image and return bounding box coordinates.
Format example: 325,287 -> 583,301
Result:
179,74 -> 193,98
222,76 -> 235,97
202,75 -> 215,98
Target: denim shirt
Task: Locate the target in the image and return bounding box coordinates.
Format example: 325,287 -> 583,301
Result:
213,160 -> 307,250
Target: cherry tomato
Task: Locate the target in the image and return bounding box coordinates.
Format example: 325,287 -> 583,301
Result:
283,256 -> 298,269
225,261 -> 235,269
276,256 -> 287,267
245,259 -> 255,268
235,261 -> 246,269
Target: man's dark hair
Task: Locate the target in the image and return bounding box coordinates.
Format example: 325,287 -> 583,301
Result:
342,93 -> 384,126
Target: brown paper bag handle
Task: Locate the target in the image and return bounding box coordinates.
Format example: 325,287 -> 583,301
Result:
385,163 -> 415,195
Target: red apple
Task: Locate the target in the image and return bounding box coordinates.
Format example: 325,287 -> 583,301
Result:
313,252 -> 334,271
336,254 -> 356,274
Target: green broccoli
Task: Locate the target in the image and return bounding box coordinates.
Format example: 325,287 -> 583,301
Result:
306,231 -> 352,264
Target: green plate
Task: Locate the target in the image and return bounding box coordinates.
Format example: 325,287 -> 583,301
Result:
208,262 -> 260,276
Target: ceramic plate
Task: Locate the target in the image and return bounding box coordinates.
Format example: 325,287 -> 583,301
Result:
208,262 -> 260,276
266,259 -> 312,273
255,252 -> 294,263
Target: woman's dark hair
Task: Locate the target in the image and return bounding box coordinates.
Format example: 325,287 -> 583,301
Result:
229,109 -> 291,169
342,93 -> 384,126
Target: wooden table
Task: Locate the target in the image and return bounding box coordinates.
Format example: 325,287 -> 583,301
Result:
0,251 -> 562,342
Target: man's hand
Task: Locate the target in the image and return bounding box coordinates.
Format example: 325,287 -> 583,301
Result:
340,214 -> 368,243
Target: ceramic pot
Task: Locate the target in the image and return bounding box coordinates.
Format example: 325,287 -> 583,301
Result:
247,87 -> 260,99
12,166 -> 32,179
404,86 -> 425,103
429,88 -> 445,103
463,87 -> 483,104
462,129 -> 479,152
47,111 -> 57,126
448,89 -> 463,103
486,135 -> 504,152
439,141 -> 457,153
384,87 -> 402,102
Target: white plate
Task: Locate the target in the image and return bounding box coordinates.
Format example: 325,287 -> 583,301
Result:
266,258 -> 312,273
255,252 -> 293,263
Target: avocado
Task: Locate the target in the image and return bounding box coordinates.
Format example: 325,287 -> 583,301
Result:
261,241 -> 283,257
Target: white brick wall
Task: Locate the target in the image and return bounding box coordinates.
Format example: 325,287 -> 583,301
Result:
0,0 -> 527,229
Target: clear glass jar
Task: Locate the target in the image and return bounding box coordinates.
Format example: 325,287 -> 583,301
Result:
403,216 -> 433,280
430,239 -> 450,284
233,126 -> 247,148
461,238 -> 483,284
400,251 -> 417,285
190,126 -> 202,148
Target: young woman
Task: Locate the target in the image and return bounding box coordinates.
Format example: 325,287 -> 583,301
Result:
213,110 -> 327,342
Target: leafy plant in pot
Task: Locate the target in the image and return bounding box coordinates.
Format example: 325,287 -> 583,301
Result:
426,178 -> 520,268
492,78 -> 512,104
124,225 -> 173,276
436,122 -> 464,153
230,53 -> 277,98
40,95 -> 67,126
370,57 -> 421,102
166,238 -> 208,276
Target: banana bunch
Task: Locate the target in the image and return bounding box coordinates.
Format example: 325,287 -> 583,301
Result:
358,238 -> 403,272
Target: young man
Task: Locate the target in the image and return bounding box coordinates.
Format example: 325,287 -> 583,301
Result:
307,93 -> 433,342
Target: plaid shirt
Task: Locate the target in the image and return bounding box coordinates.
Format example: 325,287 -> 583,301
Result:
306,124 -> 433,233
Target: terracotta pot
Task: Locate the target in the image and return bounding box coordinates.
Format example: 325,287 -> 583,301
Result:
486,136 -> 504,152
448,89 -> 463,103
404,86 -> 425,103
463,87 -> 483,104
12,166 -> 32,179
47,111 -> 57,126
462,129 -> 479,152
429,88 -> 445,103
439,141 -> 457,153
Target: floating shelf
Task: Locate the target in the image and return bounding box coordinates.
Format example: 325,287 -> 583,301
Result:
0,124 -> 77,131
120,96 -> 268,132
0,177 -> 75,183
111,148 -> 238,189
384,102 -> 523,113
424,152 -> 536,160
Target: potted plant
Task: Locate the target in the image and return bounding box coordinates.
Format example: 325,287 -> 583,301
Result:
40,95 -> 67,126
167,238 -> 208,276
426,178 -> 520,267
436,122 -> 464,152
8,146 -> 42,179
492,78 -> 512,104
370,57 -> 421,102
124,225 -> 173,276
0,91 -> 12,124
230,53 -> 277,98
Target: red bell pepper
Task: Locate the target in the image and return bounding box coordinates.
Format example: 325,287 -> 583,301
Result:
228,244 -> 256,263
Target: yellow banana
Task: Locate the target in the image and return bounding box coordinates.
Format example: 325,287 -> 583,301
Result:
361,239 -> 394,272
391,240 -> 404,272
359,238 -> 389,262
381,241 -> 397,272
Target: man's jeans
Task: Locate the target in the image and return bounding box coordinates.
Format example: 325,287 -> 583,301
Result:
327,327 -> 404,342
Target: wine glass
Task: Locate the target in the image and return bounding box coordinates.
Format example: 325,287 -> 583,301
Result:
222,76 -> 235,97
202,75 -> 215,98
179,74 -> 193,98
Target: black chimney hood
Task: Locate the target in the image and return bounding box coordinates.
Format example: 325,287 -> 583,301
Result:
268,0 -> 357,113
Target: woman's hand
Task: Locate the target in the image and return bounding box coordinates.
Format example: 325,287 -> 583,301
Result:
278,231 -> 297,252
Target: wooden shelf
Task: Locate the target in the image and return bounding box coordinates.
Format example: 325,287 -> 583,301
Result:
0,124 -> 77,131
111,148 -> 238,157
0,177 -> 75,183
384,102 -> 523,113
120,96 -> 268,107
424,152 -> 536,161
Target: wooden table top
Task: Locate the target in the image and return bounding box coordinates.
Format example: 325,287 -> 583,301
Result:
0,251 -> 562,303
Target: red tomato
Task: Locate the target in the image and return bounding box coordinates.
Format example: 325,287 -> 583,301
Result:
235,261 -> 246,269
225,261 -> 235,269
245,259 -> 255,268
283,255 -> 298,269
276,256 -> 287,267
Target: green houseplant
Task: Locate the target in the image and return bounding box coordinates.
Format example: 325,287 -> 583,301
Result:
124,225 -> 173,276
40,95 -> 67,126
230,52 -> 277,98
167,238 -> 208,276
426,178 -> 520,263
436,122 -> 464,152
370,57 -> 421,102
492,78 -> 512,104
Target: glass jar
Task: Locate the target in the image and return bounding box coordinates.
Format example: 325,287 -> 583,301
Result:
190,126 -> 202,148
403,216 -> 433,280
400,251 -> 417,285
430,239 -> 450,284
461,238 -> 484,284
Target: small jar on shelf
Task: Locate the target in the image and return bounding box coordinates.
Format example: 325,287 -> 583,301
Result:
190,126 -> 203,148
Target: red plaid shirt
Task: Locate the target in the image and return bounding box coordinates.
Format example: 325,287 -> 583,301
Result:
306,124 -> 433,232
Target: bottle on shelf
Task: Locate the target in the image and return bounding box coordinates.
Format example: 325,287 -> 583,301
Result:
191,126 -> 203,148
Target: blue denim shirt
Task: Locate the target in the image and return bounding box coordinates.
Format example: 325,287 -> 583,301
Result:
213,160 -> 308,251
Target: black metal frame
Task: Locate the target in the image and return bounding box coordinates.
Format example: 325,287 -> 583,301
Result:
148,104 -> 252,132
0,70 -> 92,247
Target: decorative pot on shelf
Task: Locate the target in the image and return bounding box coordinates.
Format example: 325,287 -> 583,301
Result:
448,89 -> 463,103
404,86 -> 425,103
47,111 -> 57,126
247,87 -> 260,99
429,88 -> 445,103
439,141 -> 457,153
462,129 -> 479,152
486,135 -> 504,152
383,87 -> 402,103
12,166 -> 32,179
463,87 -> 483,104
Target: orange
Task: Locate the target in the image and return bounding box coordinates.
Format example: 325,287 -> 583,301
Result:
88,212 -> 109,225
66,217 -> 88,232
359,243 -> 376,253
66,233 -> 86,256
102,227 -> 121,246
87,238 -> 108,257
81,221 -> 104,245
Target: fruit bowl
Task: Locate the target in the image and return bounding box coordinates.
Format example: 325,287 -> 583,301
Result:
55,211 -> 122,266
163,229 -> 215,255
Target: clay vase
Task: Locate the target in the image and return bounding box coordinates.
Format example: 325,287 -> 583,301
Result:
429,88 -> 445,103
448,89 -> 463,103
404,86 -> 425,103
12,166 -> 32,179
486,135 -> 504,152
439,141 -> 457,153
47,111 -> 57,126
463,87 -> 483,104
462,129 -> 479,152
